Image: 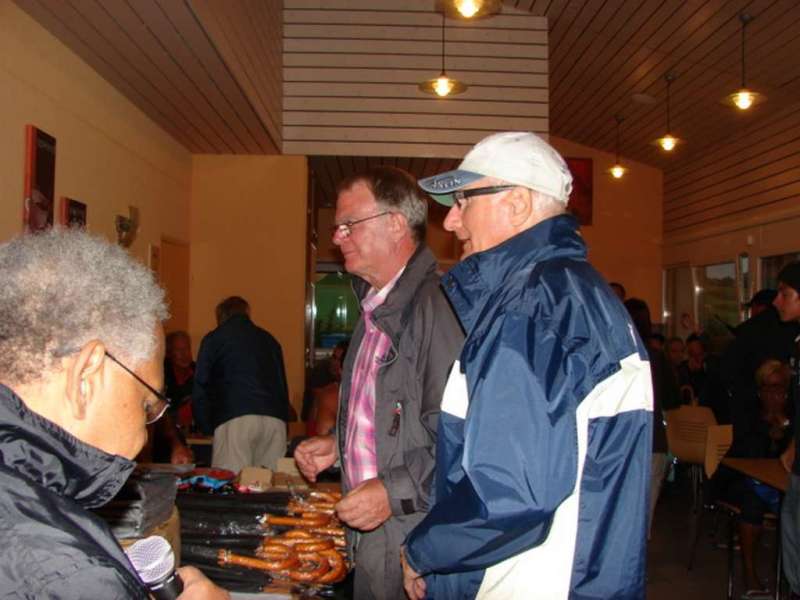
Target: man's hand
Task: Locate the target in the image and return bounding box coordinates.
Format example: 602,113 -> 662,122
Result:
335,477 -> 391,531
171,441 -> 194,465
401,547 -> 426,600
294,435 -> 337,482
781,440 -> 795,473
176,565 -> 230,599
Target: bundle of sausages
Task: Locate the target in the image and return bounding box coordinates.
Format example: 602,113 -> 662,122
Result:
217,490 -> 349,585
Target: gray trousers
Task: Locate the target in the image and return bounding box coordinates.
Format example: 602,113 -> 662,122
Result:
211,414 -> 286,473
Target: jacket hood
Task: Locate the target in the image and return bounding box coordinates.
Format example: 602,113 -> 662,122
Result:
441,213 -> 586,333
0,383 -> 135,509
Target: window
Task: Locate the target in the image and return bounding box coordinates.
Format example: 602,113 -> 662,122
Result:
761,252 -> 800,289
695,262 -> 737,354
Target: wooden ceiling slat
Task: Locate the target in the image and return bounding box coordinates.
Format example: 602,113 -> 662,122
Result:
100,0 -> 241,153
13,0 -> 202,152
243,0 -> 283,137
49,0 -> 216,151
186,0 -> 278,153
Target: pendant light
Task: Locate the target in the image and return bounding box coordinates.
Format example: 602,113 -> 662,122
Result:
724,13 -> 765,111
609,115 -> 626,179
419,13 -> 467,98
439,0 -> 502,19
653,73 -> 681,152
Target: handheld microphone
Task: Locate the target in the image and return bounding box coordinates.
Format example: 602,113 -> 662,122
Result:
126,535 -> 184,600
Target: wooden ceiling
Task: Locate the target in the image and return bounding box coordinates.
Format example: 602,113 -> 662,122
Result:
14,0 -> 800,207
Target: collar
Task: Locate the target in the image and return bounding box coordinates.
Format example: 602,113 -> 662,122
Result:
0,383 -> 135,509
362,266 -> 406,314
441,214 -> 585,333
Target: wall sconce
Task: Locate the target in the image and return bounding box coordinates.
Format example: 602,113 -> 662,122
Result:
115,206 -> 139,247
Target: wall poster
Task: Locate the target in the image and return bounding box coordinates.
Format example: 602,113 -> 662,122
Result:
60,197 -> 87,228
23,125 -> 57,232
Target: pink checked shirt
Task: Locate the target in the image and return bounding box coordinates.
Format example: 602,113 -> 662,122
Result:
343,268 -> 404,489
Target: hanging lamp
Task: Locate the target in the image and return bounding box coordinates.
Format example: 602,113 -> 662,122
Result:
419,13 -> 467,97
439,0 -> 502,19
653,73 -> 681,152
724,13 -> 765,110
609,115 -> 627,179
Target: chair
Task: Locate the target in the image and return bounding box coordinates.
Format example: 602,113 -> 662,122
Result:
664,405 -> 717,570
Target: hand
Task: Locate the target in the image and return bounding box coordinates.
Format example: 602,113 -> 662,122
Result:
335,477 -> 391,531
401,547 -> 426,600
294,435 -> 337,482
781,441 -> 795,473
171,442 -> 194,465
176,565 -> 230,599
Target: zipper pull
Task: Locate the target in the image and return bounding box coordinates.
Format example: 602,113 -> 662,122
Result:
388,401 -> 402,437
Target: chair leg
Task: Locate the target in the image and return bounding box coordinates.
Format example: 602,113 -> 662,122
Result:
775,519 -> 783,600
687,465 -> 703,571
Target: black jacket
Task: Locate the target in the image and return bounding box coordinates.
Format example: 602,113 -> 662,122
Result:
193,314 -> 289,434
0,383 -> 146,599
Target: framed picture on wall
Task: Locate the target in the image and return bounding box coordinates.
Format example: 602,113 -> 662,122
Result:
23,125 -> 57,232
565,157 -> 593,226
60,197 -> 87,228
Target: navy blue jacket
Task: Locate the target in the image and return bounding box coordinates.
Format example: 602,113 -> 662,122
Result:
193,314 -> 289,434
404,215 -> 652,599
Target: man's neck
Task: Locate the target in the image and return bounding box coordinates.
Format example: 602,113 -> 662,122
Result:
368,241 -> 417,290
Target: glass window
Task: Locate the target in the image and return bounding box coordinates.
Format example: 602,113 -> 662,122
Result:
761,252 -> 800,289
663,266 -> 694,341
313,270 -> 359,356
695,262 -> 737,354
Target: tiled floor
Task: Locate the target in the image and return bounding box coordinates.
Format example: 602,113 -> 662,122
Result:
647,474 -> 783,600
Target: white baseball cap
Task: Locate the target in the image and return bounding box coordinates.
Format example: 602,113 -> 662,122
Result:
419,131 -> 573,206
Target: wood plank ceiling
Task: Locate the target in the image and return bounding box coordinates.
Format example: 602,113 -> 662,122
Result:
13,0 -> 800,213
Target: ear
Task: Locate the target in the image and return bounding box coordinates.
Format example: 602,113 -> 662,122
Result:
505,187 -> 533,227
389,212 -> 409,241
64,340 -> 107,421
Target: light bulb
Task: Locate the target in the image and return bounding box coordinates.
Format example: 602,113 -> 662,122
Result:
732,89 -> 754,110
659,135 -> 676,152
455,0 -> 481,18
610,164 -> 625,179
434,76 -> 454,97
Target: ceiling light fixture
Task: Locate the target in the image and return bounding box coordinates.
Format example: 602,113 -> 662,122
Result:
439,0 -> 502,19
419,13 -> 467,98
724,13 -> 765,111
609,114 -> 627,179
654,72 -> 681,152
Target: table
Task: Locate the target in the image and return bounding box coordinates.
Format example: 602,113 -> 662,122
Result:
721,458 -> 789,493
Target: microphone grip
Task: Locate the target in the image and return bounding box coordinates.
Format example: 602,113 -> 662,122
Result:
147,570 -> 184,600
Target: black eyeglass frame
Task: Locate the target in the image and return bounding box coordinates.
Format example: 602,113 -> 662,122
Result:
105,351 -> 170,424
330,211 -> 392,238
453,185 -> 517,207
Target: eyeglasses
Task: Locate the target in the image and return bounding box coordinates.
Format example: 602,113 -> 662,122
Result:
105,351 -> 170,424
331,211 -> 391,239
453,185 -> 517,209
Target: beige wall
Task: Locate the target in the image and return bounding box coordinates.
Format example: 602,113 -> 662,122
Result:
0,1 -> 192,258
551,136 -> 664,317
190,155 -> 308,413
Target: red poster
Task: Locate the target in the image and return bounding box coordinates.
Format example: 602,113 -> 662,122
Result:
23,125 -> 57,232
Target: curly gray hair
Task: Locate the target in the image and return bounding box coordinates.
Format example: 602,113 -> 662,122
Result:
0,228 -> 168,385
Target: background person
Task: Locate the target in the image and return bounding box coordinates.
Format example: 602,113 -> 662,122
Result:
294,166 -> 463,600
193,296 -> 290,473
0,228 -> 226,599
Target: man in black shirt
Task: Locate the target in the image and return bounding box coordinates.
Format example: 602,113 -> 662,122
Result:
193,296 -> 289,472
774,263 -> 800,600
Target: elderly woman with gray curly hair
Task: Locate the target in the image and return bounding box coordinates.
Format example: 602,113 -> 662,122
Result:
0,228 -> 228,599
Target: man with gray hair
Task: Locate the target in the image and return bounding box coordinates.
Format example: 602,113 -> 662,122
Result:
400,132 -> 652,599
0,229 -> 227,598
295,166 -> 463,599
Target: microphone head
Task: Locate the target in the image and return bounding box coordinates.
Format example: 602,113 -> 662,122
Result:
125,536 -> 175,585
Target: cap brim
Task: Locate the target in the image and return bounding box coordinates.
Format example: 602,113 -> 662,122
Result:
418,169 -> 484,206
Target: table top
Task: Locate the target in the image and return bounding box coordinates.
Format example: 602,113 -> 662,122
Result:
721,457 -> 790,493
186,435 -> 213,446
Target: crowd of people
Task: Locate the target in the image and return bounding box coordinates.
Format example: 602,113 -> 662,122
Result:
1,130 -> 798,600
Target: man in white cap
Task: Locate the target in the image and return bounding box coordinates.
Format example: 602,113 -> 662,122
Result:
400,132 -> 653,599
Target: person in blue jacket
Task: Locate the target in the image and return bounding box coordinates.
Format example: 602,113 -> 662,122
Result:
401,131 -> 653,599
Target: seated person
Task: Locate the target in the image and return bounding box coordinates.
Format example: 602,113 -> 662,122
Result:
0,229 -> 227,599
723,359 -> 793,596
165,330 -> 196,431
308,339 -> 349,436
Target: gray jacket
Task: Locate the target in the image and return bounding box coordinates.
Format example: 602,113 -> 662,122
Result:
336,244 -> 464,600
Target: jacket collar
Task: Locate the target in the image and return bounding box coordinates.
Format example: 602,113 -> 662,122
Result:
351,244 -> 438,341
0,383 -> 135,509
441,214 -> 586,333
